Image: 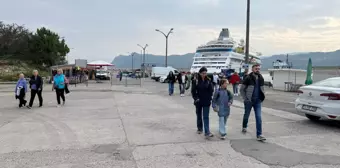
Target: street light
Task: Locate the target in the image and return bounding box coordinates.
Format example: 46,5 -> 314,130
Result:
244,0 -> 250,65
155,28 -> 174,67
129,52 -> 136,71
137,44 -> 148,79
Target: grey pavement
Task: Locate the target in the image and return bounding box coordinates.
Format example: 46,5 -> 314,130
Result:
0,79 -> 340,167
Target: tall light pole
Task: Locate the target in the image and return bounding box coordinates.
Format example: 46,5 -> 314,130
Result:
155,28 -> 174,67
244,0 -> 250,65
129,52 -> 136,71
137,44 -> 148,79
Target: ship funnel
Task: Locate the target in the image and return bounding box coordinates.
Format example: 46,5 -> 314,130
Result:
218,28 -> 230,40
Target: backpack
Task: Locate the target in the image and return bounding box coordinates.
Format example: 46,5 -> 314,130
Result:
216,89 -> 232,100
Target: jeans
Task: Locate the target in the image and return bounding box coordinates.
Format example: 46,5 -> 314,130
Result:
179,83 -> 185,94
196,105 -> 211,135
219,116 -> 228,136
214,83 -> 219,92
168,83 -> 174,95
242,100 -> 262,136
232,84 -> 238,94
56,88 -> 65,104
29,89 -> 43,107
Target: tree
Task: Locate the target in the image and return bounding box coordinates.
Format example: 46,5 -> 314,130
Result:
29,27 -> 70,68
0,21 -> 31,61
0,22 -> 70,69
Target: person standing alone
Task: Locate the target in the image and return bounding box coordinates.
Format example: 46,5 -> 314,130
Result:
240,64 -> 266,141
177,71 -> 188,97
191,67 -> 214,138
27,70 -> 43,108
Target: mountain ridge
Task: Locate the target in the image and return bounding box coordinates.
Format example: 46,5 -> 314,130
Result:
112,50 -> 340,70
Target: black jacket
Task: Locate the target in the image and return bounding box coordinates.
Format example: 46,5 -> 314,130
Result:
29,75 -> 43,90
241,72 -> 265,102
166,74 -> 176,84
177,74 -> 188,84
191,77 -> 214,106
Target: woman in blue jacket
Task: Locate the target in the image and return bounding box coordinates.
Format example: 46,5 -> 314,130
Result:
15,73 -> 27,107
53,69 -> 66,107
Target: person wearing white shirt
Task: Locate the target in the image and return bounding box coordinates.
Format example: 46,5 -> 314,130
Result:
213,72 -> 219,91
177,72 -> 188,97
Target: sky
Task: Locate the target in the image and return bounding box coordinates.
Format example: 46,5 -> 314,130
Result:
1,0 -> 340,63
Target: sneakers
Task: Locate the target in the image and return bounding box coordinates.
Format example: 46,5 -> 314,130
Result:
196,130 -> 202,134
257,135 -> 266,141
26,106 -> 32,109
242,128 -> 247,133
180,94 -> 185,97
205,133 -> 214,138
220,134 -> 226,140
62,101 -> 65,105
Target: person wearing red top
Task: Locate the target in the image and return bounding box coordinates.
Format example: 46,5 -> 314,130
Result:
229,72 -> 241,96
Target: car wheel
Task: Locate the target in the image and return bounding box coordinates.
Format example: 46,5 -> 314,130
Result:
305,114 -> 321,121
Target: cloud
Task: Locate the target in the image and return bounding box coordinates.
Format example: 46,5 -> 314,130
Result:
1,0 -> 340,62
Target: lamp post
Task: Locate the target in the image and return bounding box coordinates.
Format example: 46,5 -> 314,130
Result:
244,0 -> 250,65
137,44 -> 148,79
129,52 -> 136,71
155,28 -> 174,67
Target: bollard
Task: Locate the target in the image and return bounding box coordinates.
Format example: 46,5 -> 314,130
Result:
125,76 -> 128,87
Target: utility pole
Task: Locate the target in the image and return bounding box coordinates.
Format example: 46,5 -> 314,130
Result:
130,52 -> 136,71
155,28 -> 174,67
245,0 -> 250,65
137,44 -> 148,79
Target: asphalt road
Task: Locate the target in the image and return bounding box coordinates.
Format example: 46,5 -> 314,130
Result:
143,80 -> 299,114
1,80 -> 340,167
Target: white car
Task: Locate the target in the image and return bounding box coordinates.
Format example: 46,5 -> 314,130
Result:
159,76 -> 168,83
295,77 -> 340,121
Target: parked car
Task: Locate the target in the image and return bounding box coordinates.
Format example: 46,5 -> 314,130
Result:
151,67 -> 178,81
159,76 -> 168,83
295,77 -> 340,121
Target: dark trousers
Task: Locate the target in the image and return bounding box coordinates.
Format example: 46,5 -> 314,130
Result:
56,88 -> 65,104
28,90 -> 43,107
232,84 -> 239,94
195,104 -> 211,135
18,90 -> 26,107
243,100 -> 262,136
179,83 -> 185,94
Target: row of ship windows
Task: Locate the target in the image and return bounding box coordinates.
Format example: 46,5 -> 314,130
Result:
197,45 -> 233,48
195,58 -> 226,61
192,66 -> 228,69
193,62 -> 226,64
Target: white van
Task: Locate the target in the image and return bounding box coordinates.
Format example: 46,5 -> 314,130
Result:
151,67 -> 179,81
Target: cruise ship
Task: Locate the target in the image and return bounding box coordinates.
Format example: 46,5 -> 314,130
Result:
190,28 -> 262,74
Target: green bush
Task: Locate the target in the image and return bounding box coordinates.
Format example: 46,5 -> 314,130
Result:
0,74 -> 18,81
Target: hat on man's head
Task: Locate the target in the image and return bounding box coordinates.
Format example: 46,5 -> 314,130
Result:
199,67 -> 207,73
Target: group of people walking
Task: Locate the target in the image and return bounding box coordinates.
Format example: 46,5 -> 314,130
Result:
166,71 -> 190,97
15,69 -> 69,108
190,65 -> 266,141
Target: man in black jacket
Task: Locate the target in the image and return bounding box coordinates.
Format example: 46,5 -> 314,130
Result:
191,67 -> 214,138
166,71 -> 176,96
240,64 -> 266,141
27,70 -> 43,108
